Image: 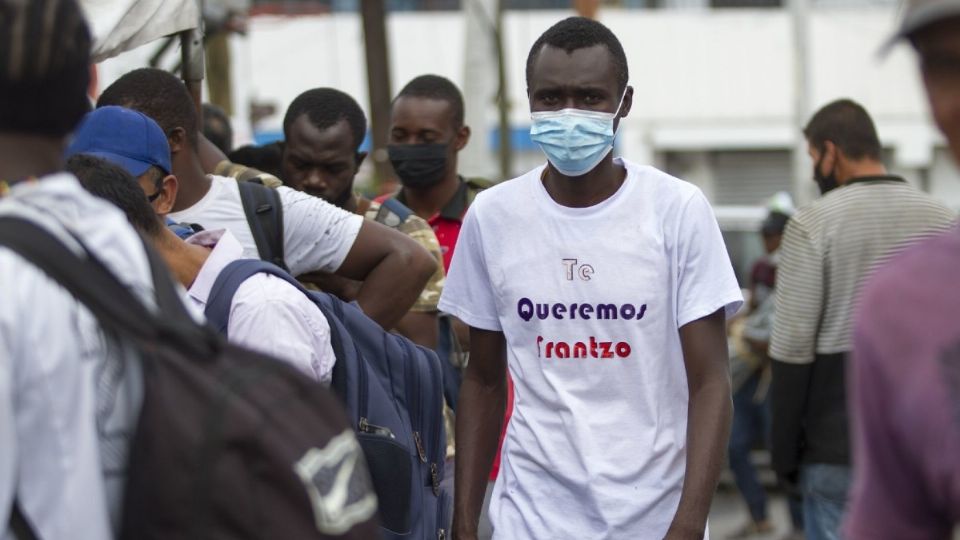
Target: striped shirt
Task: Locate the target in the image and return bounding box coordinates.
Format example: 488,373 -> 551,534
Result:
770,176 -> 956,364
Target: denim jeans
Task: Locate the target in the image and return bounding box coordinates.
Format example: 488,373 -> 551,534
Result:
728,371 -> 771,522
800,463 -> 851,540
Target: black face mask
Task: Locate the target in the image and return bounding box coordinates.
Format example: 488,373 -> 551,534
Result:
388,143 -> 448,189
814,155 -> 839,195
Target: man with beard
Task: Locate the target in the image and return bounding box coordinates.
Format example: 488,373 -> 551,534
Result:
769,98 -> 955,540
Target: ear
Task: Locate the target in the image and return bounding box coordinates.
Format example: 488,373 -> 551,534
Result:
454,125 -> 471,152
153,174 -> 179,215
822,140 -> 839,172
355,151 -> 368,168
619,86 -> 634,118
166,127 -> 188,155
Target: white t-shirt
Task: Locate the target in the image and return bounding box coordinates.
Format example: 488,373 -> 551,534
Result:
168,175 -> 363,277
438,158 -> 742,539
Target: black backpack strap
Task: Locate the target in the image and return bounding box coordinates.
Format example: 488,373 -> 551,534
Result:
9,499 -> 38,540
236,181 -> 287,272
0,217 -> 212,356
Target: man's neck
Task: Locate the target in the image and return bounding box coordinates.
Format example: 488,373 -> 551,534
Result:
157,229 -> 209,289
542,155 -> 625,208
402,173 -> 462,221
171,151 -> 213,212
0,134 -> 65,182
840,161 -> 888,185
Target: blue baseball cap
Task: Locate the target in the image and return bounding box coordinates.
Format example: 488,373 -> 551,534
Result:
66,106 -> 172,177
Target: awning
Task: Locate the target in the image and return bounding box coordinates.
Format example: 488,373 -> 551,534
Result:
80,0 -> 200,62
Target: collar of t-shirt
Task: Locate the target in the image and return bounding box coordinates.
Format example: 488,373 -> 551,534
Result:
184,228 -> 243,308
845,174 -> 907,187
397,175 -> 470,223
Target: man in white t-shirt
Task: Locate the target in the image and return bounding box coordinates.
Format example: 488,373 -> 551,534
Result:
97,68 -> 437,331
438,17 -> 742,540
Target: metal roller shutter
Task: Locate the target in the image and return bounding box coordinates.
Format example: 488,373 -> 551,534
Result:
711,150 -> 793,206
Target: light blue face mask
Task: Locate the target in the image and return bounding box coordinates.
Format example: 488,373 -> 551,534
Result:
529,91 -> 627,177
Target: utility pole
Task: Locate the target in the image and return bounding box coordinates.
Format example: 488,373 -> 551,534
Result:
791,0 -> 814,206
494,0 -> 511,180
181,0 -> 206,123
361,0 -> 393,188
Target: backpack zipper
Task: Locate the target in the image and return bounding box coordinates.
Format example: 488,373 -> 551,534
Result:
358,417 -> 395,439
413,431 -> 427,463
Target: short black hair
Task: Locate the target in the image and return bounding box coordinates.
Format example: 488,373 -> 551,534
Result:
395,75 -> 465,128
283,88 -> 367,151
0,0 -> 92,137
229,141 -> 286,179
804,99 -> 882,161
526,17 -> 629,95
203,103 -> 233,154
67,154 -> 164,238
98,68 -> 199,148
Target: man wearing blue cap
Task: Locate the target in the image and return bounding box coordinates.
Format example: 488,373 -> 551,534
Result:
66,109 -> 340,386
67,106 -> 179,213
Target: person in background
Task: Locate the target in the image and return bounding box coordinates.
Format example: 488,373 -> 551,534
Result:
845,4 -> 960,538
769,98 -> 956,540
281,87 -> 446,350
97,68 -> 437,331
0,0 -> 158,536
203,103 -> 234,155
726,193 -> 805,540
229,141 -> 286,180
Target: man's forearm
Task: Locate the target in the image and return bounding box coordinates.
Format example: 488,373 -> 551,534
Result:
453,363 -> 506,539
354,250 -> 434,330
667,376 -> 732,539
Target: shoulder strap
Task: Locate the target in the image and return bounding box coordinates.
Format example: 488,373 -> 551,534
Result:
0,217 -> 212,357
236,181 -> 287,272
9,499 -> 38,540
205,259 -> 316,336
378,197 -> 414,223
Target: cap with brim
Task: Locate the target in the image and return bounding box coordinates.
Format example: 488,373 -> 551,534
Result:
65,106 -> 172,178
79,150 -> 156,178
881,0 -> 960,55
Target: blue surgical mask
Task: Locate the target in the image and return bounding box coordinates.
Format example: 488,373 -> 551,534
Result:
529,91 -> 626,177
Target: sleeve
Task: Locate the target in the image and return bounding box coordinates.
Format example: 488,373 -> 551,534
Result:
844,299 -> 946,540
437,205 -> 501,331
277,187 -> 364,277
769,359 -> 812,478
229,276 -> 332,385
399,216 -> 445,313
769,215 -> 821,364
675,189 -> 743,327
0,312 -> 15,537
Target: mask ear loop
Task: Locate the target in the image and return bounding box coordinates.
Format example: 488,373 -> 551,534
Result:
612,86 -> 628,137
